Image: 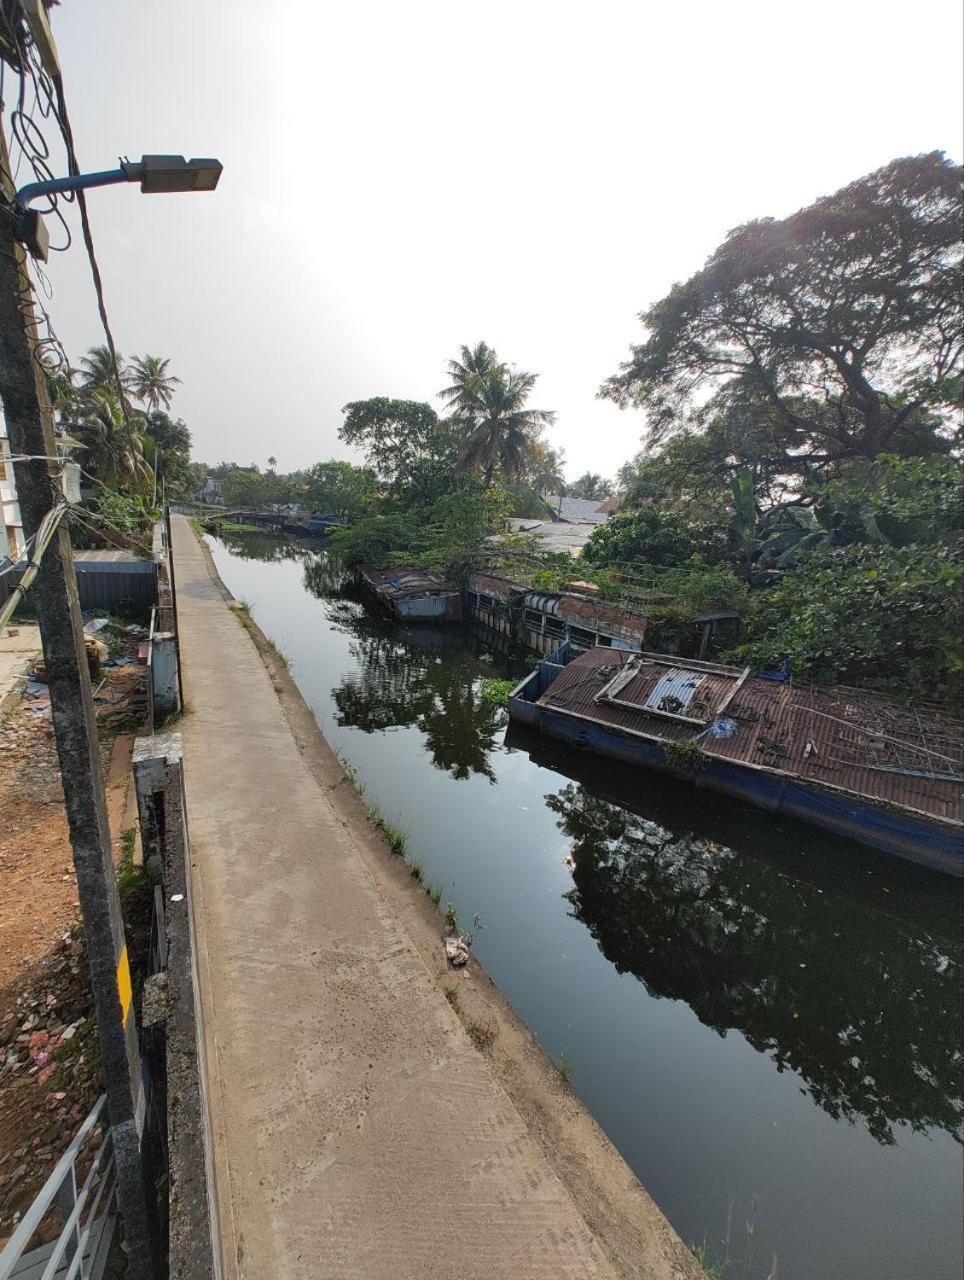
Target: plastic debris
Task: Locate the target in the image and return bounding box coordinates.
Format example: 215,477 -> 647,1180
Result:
444,935 -> 470,967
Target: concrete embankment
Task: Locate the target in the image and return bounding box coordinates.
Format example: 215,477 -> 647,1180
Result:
171,515 -> 701,1280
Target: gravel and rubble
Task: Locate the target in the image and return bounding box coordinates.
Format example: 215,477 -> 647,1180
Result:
0,619 -> 150,1244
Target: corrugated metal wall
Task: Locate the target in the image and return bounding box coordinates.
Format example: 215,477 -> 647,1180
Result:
74,563 -> 158,615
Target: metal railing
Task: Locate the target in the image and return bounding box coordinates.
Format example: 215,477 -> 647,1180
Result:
0,1095 -> 118,1280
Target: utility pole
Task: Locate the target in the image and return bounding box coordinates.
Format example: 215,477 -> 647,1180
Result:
0,130 -> 158,1276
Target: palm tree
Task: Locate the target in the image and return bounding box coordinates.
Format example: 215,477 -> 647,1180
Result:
438,341 -> 501,417
442,345 -> 556,485
79,345 -> 128,393
73,390 -> 151,492
128,355 -> 181,414
528,443 -> 567,497
46,367 -> 83,430
568,472 -> 612,500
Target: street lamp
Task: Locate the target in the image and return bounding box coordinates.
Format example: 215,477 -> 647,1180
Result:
14,154 -> 223,260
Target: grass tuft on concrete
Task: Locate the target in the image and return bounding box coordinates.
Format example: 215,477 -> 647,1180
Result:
465,1020 -> 497,1052
556,1052 -> 575,1086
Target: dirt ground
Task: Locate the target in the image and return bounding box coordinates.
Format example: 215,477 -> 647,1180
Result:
0,625 -> 149,1243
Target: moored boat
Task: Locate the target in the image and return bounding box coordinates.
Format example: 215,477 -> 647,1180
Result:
507,642 -> 964,876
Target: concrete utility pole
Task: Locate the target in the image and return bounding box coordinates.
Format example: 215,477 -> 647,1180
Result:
0,130 -> 158,1276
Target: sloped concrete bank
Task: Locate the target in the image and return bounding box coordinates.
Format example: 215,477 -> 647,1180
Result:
182,517 -> 701,1280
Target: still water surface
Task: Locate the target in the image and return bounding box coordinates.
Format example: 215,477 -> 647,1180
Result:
208,532 -> 963,1280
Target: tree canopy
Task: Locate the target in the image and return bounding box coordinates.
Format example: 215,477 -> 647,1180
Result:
603,152 -> 963,466
339,397 -> 443,488
439,342 -> 556,485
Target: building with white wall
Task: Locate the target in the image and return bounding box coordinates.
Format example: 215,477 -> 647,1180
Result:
0,413 -> 26,562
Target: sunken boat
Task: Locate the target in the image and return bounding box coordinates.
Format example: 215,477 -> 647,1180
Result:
356,566 -> 463,624
508,642 -> 963,876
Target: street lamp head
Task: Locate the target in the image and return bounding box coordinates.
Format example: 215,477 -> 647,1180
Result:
13,153 -> 223,261
121,155 -> 223,194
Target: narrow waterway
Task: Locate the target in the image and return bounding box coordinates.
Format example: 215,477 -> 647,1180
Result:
206,531 -> 963,1280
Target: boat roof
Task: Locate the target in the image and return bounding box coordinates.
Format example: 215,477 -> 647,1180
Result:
534,648 -> 964,826
358,565 -> 460,600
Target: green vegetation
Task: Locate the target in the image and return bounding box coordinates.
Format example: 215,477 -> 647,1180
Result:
690,1243 -> 726,1280
117,827 -> 150,899
444,902 -> 460,933
213,519 -> 264,534
479,677 -> 516,707
556,1052 -> 575,1085
663,739 -> 709,773
465,1020 -> 497,1052
197,154 -> 960,709
583,154 -> 963,704
52,347 -> 194,507
443,985 -> 462,1013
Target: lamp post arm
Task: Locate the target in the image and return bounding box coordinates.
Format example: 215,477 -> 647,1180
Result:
16,166 -> 132,208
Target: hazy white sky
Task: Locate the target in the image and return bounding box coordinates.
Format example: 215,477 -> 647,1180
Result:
37,1 -> 964,481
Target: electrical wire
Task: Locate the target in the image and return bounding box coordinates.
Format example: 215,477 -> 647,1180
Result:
0,499 -> 68,628
66,504 -> 152,559
50,71 -> 128,416
0,16 -> 123,394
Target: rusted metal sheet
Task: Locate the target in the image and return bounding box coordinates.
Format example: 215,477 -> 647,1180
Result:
358,566 -> 462,623
536,648 -> 964,825
555,594 -> 649,643
467,572 -> 517,601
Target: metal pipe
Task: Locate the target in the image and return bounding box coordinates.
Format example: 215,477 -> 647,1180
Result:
16,168 -> 129,208
16,167 -> 129,207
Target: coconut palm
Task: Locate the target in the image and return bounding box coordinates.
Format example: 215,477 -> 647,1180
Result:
568,472 -> 612,500
440,341 -> 556,484
438,341 -> 501,417
73,390 -> 151,492
79,345 -> 128,393
129,354 -> 181,414
452,364 -> 556,485
528,443 -> 567,496
46,367 -> 83,429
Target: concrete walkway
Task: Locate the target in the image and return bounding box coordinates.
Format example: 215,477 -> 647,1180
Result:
171,517 -> 623,1279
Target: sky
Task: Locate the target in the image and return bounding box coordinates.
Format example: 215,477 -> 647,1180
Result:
30,0 -> 964,482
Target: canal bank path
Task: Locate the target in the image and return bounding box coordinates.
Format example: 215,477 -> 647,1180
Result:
170,515 -> 699,1280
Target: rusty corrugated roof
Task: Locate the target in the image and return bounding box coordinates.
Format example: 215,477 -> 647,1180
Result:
359,566 -> 460,601
536,649 -> 963,825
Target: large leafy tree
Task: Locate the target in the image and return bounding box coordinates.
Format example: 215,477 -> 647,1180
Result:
303,460 -> 376,517
731,542 -> 963,702
145,411 -> 193,495
339,397 -> 444,489
583,506 -> 725,572
603,152 -> 963,462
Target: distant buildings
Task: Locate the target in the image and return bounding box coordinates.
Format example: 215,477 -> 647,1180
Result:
198,473 -> 224,504
506,493 -> 621,555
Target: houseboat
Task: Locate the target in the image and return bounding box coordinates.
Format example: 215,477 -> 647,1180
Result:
356,566 -> 463,624
508,642 -> 964,876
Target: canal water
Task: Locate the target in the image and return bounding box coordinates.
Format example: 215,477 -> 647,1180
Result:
207,532 -> 963,1280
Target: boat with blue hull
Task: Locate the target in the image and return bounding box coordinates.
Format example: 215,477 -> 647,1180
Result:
508,642 -> 964,877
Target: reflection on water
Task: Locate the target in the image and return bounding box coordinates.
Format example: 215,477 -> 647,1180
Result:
550,781 -> 963,1146
206,532 -> 964,1280
329,629 -> 503,781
